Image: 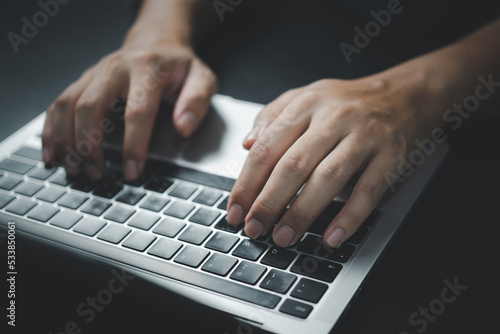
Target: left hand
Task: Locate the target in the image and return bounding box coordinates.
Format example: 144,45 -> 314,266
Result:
226,76 -> 433,248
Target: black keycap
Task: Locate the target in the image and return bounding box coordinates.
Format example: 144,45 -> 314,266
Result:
232,239 -> 267,261
73,218 -> 107,236
14,146 -> 42,161
0,158 -> 34,174
0,192 -> 15,209
147,238 -> 183,260
50,211 -> 83,229
164,201 -> 195,219
168,183 -> 197,199
127,211 -> 160,230
15,182 -> 44,196
5,198 -> 37,215
123,172 -> 150,187
80,199 -> 112,216
260,246 -> 297,269
290,255 -> 342,283
205,232 -> 239,253
29,167 -> 57,180
174,245 -> 210,268
58,193 -> 88,209
189,208 -> 220,226
104,205 -> 135,223
144,175 -> 173,193
229,261 -> 267,285
27,205 -> 59,222
291,278 -> 328,303
217,196 -> 229,210
321,201 -> 344,218
192,189 -> 222,206
0,176 -> 23,190
152,218 -> 186,238
139,195 -> 170,212
214,216 -> 243,233
346,227 -> 368,244
260,269 -> 297,294
363,210 -> 380,227
71,176 -> 95,192
279,299 -> 313,319
97,224 -> 131,244
36,187 -> 66,203
116,189 -> 146,205
50,172 -> 72,186
93,179 -> 123,199
122,231 -> 156,252
201,253 -> 238,276
307,215 -> 333,236
178,225 -> 212,245
297,235 -> 355,263
101,163 -> 122,182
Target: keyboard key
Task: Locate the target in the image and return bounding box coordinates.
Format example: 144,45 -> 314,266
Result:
93,179 -> 123,199
139,195 -> 170,212
290,278 -> 328,303
144,175 -> 173,193
217,196 -> 229,210
73,218 -> 106,236
127,211 -> 160,230
71,176 -> 95,192
27,205 -> 59,222
0,158 -> 34,174
104,205 -> 135,223
152,218 -> 186,238
123,172 -> 150,187
58,193 -> 88,209
29,166 -> 57,180
321,201 -> 344,218
205,232 -> 239,253
189,207 -> 220,226
178,225 -> 212,245
80,199 -> 112,216
116,189 -> 146,205
50,211 -> 83,229
214,216 -> 243,233
279,299 -> 313,319
97,224 -> 131,244
14,146 -> 42,161
174,245 -> 210,268
147,237 -> 182,260
6,198 -> 37,215
15,182 -> 44,196
363,210 -> 380,227
229,261 -> 267,285
201,253 -> 238,276
260,269 -> 297,294
0,192 -> 15,209
346,227 -> 368,244
37,187 -> 66,203
164,201 -> 195,219
193,189 -> 222,206
307,215 -> 332,236
168,183 -> 197,199
232,239 -> 267,261
0,176 -> 23,190
50,172 -> 72,186
260,246 -> 297,269
297,235 -> 355,263
122,231 -> 156,252
290,255 -> 342,283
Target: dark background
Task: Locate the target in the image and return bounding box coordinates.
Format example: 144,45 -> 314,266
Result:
1,0 -> 499,333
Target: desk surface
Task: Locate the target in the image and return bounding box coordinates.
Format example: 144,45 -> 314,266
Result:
2,1 -> 499,333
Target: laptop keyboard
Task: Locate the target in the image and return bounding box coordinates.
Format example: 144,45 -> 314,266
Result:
0,146 -> 380,319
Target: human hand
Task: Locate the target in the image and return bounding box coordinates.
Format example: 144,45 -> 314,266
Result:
226,76 -> 435,248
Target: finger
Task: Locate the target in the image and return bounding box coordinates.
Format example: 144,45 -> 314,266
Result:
226,100 -> 312,232
42,68 -> 95,174
243,88 -> 302,150
323,152 -> 397,248
74,62 -> 128,180
271,134 -> 372,247
122,68 -> 165,180
172,59 -> 217,137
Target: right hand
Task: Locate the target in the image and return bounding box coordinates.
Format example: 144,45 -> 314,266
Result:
41,37 -> 217,181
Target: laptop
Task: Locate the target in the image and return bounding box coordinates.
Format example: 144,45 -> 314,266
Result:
0,94 -> 449,333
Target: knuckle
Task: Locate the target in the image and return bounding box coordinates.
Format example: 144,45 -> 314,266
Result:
248,139 -> 273,165
52,95 -> 76,113
252,198 -> 277,218
125,105 -> 154,122
315,163 -> 346,184
75,98 -> 99,117
362,172 -> 387,201
280,153 -> 306,175
298,90 -> 320,106
285,205 -> 309,227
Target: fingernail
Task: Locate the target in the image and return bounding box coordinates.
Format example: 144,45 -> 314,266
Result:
245,218 -> 264,239
326,227 -> 345,248
177,110 -> 199,137
124,160 -> 138,180
227,203 -> 243,225
243,126 -> 261,144
83,162 -> 102,180
273,225 -> 295,247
